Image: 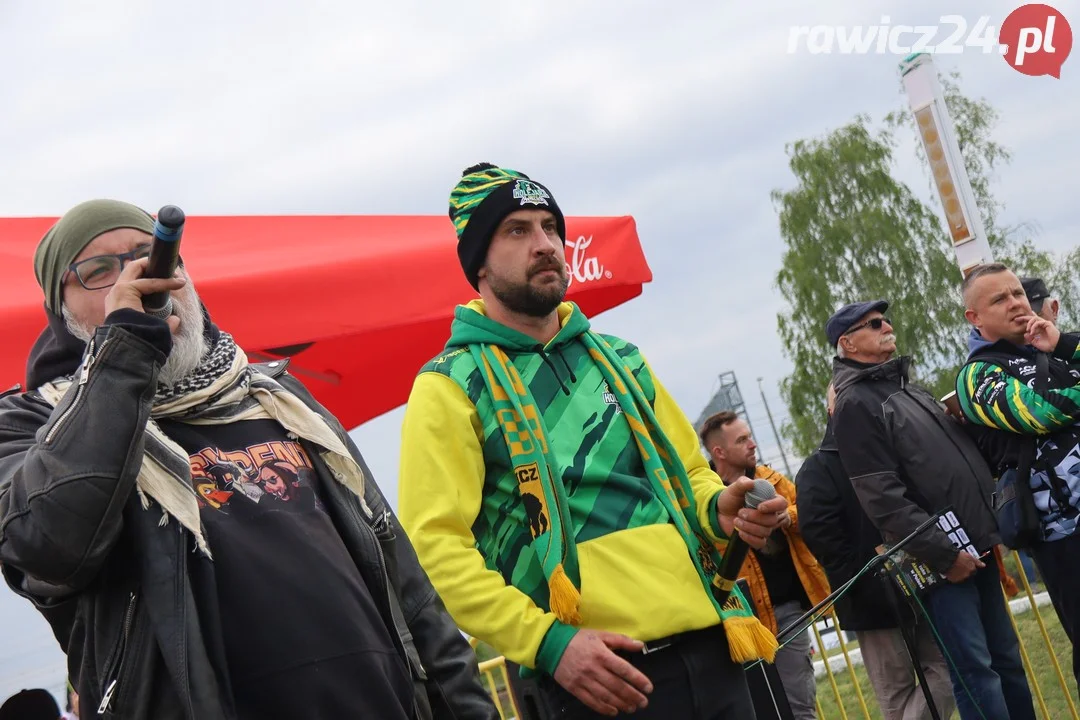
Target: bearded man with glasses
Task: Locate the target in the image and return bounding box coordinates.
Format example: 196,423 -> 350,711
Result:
0,199 -> 496,720
826,299 -> 1034,720
59,236 -> 209,388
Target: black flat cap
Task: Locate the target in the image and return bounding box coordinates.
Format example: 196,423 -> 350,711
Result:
826,299 -> 889,348
1021,277 -> 1049,313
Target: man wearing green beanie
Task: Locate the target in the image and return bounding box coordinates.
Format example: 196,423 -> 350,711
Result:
34,198 -> 157,316
29,198 -> 208,388
0,200 -> 496,719
399,164 -> 790,719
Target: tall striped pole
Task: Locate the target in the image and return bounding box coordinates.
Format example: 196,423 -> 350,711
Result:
899,53 -> 994,277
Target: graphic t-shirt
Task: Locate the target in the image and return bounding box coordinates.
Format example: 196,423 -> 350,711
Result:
159,418 -> 414,720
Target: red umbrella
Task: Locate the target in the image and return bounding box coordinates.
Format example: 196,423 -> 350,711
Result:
0,215 -> 652,428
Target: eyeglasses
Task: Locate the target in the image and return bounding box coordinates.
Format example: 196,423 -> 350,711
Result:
845,317 -> 892,335
66,244 -> 152,291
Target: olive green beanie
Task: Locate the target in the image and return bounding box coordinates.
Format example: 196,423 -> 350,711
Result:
34,199 -> 155,312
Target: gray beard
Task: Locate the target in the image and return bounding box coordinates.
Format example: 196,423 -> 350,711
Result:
62,288 -> 209,387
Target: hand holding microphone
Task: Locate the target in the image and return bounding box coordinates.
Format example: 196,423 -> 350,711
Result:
714,478 -> 787,602
103,204 -> 187,334
715,477 -> 787,547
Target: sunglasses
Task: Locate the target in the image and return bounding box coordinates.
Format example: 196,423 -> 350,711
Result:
845,317 -> 892,335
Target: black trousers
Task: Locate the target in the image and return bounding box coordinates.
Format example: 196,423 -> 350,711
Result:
1030,532 -> 1080,695
517,625 -> 758,720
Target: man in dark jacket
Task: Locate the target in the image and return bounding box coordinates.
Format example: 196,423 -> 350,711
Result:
827,299 -> 1034,720
0,200 -> 497,720
798,382 -> 954,720
955,262 -> 1080,692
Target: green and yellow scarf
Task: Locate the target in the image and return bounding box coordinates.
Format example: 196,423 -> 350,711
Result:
470,332 -> 778,663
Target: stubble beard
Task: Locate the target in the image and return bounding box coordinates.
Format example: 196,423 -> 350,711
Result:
488,263 -> 570,319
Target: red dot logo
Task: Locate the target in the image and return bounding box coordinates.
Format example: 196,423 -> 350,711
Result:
1000,4 -> 1073,78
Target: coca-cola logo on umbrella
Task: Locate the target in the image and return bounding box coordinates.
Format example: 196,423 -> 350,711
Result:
565,235 -> 613,287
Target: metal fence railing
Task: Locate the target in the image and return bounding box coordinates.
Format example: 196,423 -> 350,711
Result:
469,637 -> 522,720
469,550 -> 1078,720
809,550 -> 1077,719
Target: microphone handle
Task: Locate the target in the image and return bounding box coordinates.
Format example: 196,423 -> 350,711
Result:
715,534 -> 751,598
143,205 -> 185,319
713,477 -> 778,602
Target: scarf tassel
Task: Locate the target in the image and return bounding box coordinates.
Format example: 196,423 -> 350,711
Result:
722,614 -> 779,664
548,563 -> 583,625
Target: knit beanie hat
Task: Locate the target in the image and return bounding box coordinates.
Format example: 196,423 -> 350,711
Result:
448,163 -> 565,290
34,199 -> 156,312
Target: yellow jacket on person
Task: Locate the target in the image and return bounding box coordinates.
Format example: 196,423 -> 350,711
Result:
398,303 -> 735,676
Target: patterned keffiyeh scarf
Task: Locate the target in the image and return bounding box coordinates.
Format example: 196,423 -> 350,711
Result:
152,329 -> 240,404
471,331 -> 778,663
37,331 -> 370,557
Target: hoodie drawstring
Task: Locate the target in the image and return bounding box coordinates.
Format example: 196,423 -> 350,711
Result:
557,350 -> 577,384
536,346 -> 574,396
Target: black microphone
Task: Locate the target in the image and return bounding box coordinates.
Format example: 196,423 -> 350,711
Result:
715,478 -> 779,603
142,205 -> 186,319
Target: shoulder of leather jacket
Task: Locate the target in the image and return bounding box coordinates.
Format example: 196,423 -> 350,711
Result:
0,385 -> 52,413
250,358 -> 290,378
0,386 -> 54,410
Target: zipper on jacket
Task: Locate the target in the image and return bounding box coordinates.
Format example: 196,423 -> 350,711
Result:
372,508 -> 393,538
97,591 -> 138,715
46,337 -> 102,444
350,498 -> 425,679
307,440 -> 426,684
377,530 -> 427,682
369,520 -> 416,665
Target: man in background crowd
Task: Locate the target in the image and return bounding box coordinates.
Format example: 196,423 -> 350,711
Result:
1022,276 -> 1060,326
701,411 -> 830,720
956,263 -> 1080,693
829,298 -> 1035,720
798,383 -> 955,720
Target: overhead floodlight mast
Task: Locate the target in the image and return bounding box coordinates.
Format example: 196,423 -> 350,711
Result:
899,53 -> 994,278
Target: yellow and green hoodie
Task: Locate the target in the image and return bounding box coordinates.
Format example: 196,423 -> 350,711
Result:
399,301 -> 731,676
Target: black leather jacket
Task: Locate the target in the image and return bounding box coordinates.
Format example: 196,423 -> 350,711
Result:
0,313 -> 497,720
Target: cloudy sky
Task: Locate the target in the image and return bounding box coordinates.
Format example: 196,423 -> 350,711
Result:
2,0 -> 1077,701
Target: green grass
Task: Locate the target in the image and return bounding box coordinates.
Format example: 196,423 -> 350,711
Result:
815,603 -> 1076,719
